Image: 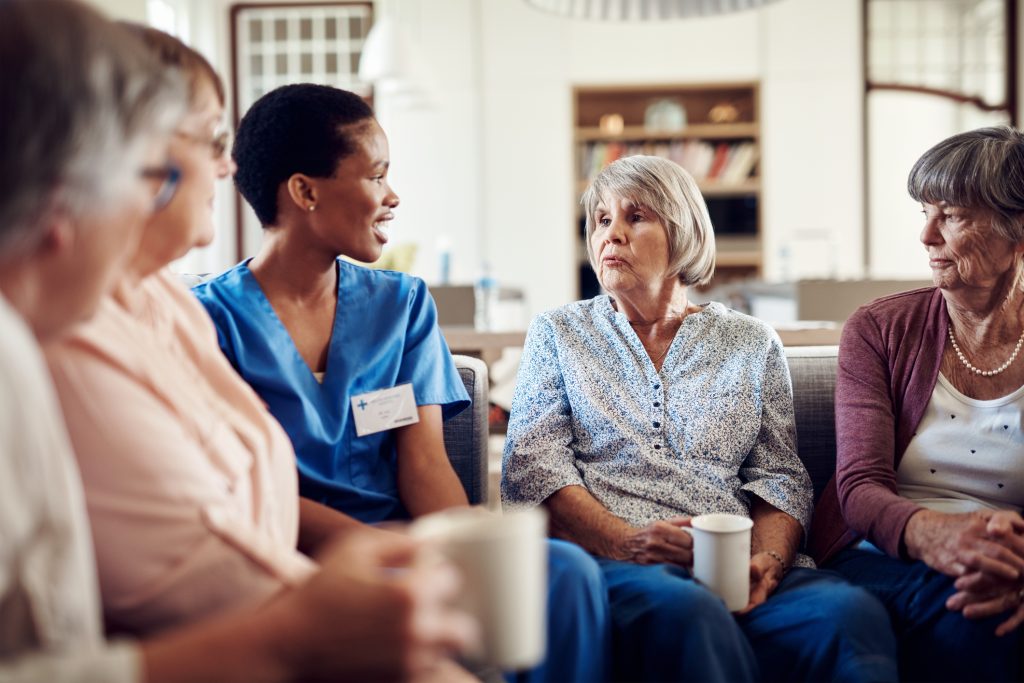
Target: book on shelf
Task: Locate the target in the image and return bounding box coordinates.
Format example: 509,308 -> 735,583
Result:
580,139 -> 757,186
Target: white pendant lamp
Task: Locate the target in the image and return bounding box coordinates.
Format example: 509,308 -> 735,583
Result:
523,0 -> 784,20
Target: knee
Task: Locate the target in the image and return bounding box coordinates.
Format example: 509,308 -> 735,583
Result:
812,580 -> 892,638
547,539 -> 604,594
627,571 -> 734,633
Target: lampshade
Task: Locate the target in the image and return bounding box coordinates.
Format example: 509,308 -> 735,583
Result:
523,0 -> 784,20
357,16 -> 411,83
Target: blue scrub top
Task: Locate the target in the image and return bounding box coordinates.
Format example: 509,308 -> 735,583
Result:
193,259 -> 470,523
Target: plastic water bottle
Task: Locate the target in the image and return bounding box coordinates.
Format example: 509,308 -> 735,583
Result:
474,263 -> 498,331
437,235 -> 451,285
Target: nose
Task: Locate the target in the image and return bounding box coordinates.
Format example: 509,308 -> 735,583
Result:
385,184 -> 399,209
920,212 -> 942,247
216,155 -> 237,179
604,215 -> 627,244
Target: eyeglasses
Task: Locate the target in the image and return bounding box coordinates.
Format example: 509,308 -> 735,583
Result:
139,164 -> 181,211
175,128 -> 232,160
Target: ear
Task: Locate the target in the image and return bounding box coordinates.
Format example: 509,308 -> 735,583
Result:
285,174 -> 318,212
36,210 -> 77,261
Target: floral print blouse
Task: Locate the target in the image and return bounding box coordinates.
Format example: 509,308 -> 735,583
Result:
502,296 -> 813,544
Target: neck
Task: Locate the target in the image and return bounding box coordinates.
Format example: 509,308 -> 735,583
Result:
0,260 -> 58,342
248,226 -> 337,301
611,279 -> 692,325
945,266 -> 1024,341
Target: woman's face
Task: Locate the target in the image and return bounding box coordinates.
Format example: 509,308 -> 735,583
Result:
63,136 -> 172,329
139,76 -> 233,271
590,193 -> 673,297
920,202 -> 1022,292
307,119 -> 399,263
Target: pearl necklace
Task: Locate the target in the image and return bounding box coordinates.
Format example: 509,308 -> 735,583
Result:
947,322 -> 1024,377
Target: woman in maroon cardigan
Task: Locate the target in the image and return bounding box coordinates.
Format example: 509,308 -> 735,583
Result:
810,126 -> 1024,682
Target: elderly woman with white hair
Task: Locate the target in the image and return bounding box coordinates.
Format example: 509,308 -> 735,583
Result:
502,155 -> 898,683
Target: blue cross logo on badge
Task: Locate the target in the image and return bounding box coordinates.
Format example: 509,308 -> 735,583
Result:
358,400 -> 368,410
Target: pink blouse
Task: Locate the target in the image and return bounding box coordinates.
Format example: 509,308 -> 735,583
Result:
45,269 -> 315,635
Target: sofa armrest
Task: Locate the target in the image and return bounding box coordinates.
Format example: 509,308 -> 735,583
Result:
443,355 -> 490,505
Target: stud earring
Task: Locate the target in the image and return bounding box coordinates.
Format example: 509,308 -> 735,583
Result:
308,205 -> 316,212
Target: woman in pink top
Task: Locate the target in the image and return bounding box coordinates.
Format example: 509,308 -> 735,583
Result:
43,32 -> 477,680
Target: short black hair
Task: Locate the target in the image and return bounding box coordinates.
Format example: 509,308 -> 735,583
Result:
233,84 -> 375,226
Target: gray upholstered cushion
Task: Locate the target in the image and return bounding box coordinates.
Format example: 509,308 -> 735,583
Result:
443,355 -> 490,505
785,346 -> 838,502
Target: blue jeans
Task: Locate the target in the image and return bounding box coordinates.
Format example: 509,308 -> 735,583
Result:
827,546 -> 1020,682
598,559 -> 897,683
507,539 -> 611,683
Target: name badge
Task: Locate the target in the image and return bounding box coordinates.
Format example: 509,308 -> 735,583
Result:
351,383 -> 420,436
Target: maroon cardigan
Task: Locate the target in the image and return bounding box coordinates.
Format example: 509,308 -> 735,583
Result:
809,287 -> 947,565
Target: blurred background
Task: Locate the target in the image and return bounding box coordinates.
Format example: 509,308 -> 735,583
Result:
87,0 -> 1020,325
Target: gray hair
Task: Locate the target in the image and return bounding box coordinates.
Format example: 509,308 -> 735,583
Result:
908,125 -> 1024,243
581,155 -> 716,287
0,0 -> 186,257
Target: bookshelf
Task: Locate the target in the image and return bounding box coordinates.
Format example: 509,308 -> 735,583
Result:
573,83 -> 762,299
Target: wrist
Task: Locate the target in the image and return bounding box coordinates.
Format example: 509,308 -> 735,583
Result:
902,508 -> 936,561
761,549 -> 787,574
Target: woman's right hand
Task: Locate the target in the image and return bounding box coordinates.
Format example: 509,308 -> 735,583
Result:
613,516 -> 693,567
904,509 -> 1024,580
277,529 -> 480,682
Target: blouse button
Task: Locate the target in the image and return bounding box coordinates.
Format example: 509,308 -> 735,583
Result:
653,401 -> 661,407
653,444 -> 661,450
653,421 -> 660,428
653,384 -> 660,390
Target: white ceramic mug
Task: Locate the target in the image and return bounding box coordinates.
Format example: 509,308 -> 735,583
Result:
410,507 -> 548,670
690,513 -> 753,611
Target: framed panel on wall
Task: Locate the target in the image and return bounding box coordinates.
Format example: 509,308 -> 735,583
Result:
229,2 -> 373,257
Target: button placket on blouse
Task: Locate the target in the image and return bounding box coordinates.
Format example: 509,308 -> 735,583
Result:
652,381 -> 664,450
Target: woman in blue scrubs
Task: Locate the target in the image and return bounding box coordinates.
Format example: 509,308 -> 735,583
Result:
193,84 -> 608,683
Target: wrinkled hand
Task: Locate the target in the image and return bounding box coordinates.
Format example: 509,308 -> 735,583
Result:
906,509 -> 1024,580
735,552 -> 784,615
615,516 -> 693,567
943,512 -> 1024,636
278,529 -> 480,682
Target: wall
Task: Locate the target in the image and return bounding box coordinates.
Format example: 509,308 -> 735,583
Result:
86,0 -> 866,315
381,0 -> 866,316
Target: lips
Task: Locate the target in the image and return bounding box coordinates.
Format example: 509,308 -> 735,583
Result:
372,213 -> 394,245
602,255 -> 628,267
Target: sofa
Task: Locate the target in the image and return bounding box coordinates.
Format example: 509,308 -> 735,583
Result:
443,346 -> 842,510
785,345 -> 840,503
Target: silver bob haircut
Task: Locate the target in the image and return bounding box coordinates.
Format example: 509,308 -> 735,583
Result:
0,0 -> 185,257
581,155 -> 716,287
908,125 -> 1024,244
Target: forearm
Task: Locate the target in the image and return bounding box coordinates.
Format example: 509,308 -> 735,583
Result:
545,485 -> 631,559
750,496 -> 802,567
297,497 -> 367,556
398,456 -> 469,518
141,606 -> 288,683
395,405 -> 469,518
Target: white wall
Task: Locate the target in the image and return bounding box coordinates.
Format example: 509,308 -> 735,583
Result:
377,0 -> 866,316
87,0 -> 866,313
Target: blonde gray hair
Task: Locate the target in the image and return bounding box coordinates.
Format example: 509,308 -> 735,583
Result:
581,155 -> 716,287
0,0 -> 185,257
908,125 -> 1024,244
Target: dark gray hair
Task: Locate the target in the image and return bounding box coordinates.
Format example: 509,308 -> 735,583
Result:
0,0 -> 185,257
908,125 -> 1024,243
581,155 -> 716,286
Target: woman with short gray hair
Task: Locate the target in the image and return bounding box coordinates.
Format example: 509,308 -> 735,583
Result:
811,126 -> 1024,680
503,155 -> 897,682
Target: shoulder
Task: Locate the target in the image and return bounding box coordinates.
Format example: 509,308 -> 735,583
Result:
699,301 -> 780,349
337,259 -> 427,300
845,286 -> 941,336
191,261 -> 250,307
532,296 -> 607,333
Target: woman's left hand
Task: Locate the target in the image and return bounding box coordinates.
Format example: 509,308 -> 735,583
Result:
947,576 -> 1024,636
735,552 -> 784,614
